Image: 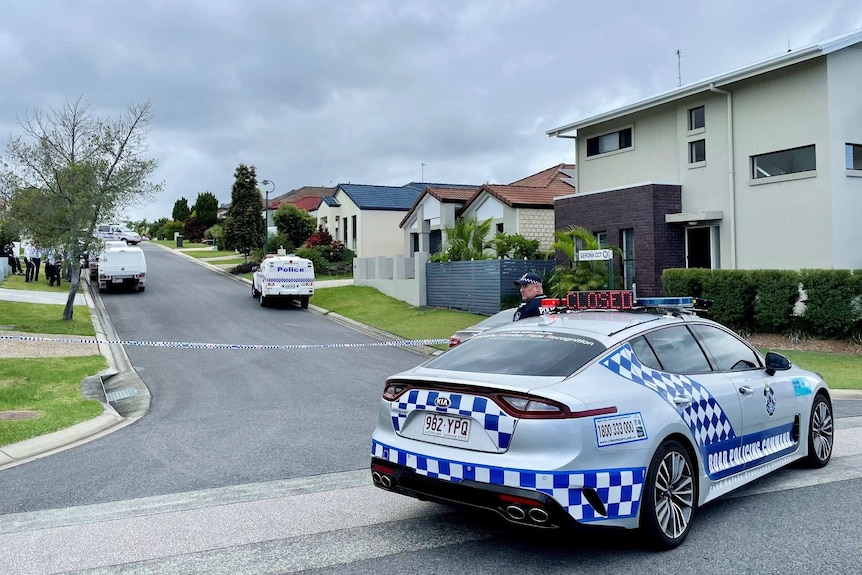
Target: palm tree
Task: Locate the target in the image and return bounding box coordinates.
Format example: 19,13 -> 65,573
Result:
432,217 -> 493,261
551,225 -> 622,292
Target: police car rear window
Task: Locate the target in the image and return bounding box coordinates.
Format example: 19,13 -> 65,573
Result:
425,331 -> 606,376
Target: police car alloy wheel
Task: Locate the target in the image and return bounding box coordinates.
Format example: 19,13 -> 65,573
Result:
640,440 -> 696,549
805,394 -> 833,468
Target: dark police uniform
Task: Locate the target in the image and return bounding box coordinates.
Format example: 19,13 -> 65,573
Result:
512,272 -> 546,321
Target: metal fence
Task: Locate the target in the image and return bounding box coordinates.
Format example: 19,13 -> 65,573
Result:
426,259 -> 557,315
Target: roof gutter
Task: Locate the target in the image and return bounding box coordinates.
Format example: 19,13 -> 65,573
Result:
708,83 -> 737,269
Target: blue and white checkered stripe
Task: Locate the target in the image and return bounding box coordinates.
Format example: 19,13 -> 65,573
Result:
373,441 -> 645,522
600,344 -> 736,445
391,390 -> 516,450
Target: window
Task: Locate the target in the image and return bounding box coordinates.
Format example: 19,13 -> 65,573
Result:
496,223 -> 504,234
351,215 -> 357,249
424,331 -> 606,376
752,145 -> 815,179
621,228 -> 635,290
642,326 -> 712,374
689,139 -> 706,164
586,127 -> 633,157
688,106 -> 705,131
847,143 -> 862,170
689,324 -> 761,371
595,232 -> 607,248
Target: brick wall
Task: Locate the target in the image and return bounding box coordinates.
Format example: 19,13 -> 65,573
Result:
554,184 -> 684,296
517,208 -> 555,250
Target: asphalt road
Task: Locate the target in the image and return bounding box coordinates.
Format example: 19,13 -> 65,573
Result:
0,243 -> 426,514
1,244 -> 861,573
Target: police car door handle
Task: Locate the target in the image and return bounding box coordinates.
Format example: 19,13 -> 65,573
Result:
739,386 -> 755,396
673,394 -> 693,407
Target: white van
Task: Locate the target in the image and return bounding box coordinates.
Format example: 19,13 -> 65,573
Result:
251,254 -> 314,308
94,224 -> 142,245
97,245 -> 147,292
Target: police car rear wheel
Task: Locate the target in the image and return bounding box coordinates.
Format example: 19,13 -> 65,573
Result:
260,293 -> 267,307
805,394 -> 833,468
252,283 -> 260,298
641,440 -> 696,549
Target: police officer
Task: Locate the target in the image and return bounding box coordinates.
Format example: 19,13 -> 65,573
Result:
512,272 -> 546,321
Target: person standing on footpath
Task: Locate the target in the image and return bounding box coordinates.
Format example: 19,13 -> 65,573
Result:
23,239 -> 36,282
512,272 -> 547,321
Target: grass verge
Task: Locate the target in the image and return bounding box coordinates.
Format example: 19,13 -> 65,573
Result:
0,272 -> 81,293
761,350 -> 862,390
0,301 -> 95,336
310,286 -> 484,344
0,355 -> 108,446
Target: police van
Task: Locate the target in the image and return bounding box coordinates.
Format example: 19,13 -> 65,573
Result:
97,244 -> 147,292
94,224 -> 142,245
251,254 -> 314,308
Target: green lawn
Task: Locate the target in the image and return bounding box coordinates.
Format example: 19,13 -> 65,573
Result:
0,271 -> 80,292
183,249 -> 242,259
760,349 -> 862,390
0,356 -> 107,446
0,301 -> 95,335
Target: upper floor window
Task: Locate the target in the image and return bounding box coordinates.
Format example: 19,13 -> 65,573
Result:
689,139 -> 706,164
752,145 -> 815,179
586,127 -> 633,157
847,143 -> 862,170
595,231 -> 607,248
688,106 -> 705,131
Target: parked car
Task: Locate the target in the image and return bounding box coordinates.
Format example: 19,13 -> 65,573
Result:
97,244 -> 147,292
448,308 -> 517,347
371,292 -> 833,549
252,253 -> 315,308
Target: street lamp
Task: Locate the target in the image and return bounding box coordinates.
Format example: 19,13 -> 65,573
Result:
261,179 -> 275,255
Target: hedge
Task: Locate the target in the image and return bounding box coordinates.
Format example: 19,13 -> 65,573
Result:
662,268 -> 862,339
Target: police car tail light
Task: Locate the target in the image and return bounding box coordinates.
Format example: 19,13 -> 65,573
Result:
498,395 -> 568,419
383,383 -> 408,401
448,337 -> 461,348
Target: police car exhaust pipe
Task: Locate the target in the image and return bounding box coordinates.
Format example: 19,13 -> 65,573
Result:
528,507 -> 550,524
371,471 -> 382,486
380,474 -> 394,489
505,505 -> 527,521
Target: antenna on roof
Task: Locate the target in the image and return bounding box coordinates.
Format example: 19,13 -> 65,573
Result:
421,163 -> 426,182
676,49 -> 682,86
787,39 -> 791,52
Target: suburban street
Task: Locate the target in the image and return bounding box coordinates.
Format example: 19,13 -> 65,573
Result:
1,244 -> 861,574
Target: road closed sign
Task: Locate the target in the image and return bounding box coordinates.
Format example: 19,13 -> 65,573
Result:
578,249 -> 613,261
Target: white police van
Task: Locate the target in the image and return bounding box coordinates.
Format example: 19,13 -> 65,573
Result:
251,254 -> 315,308
97,244 -> 147,292
94,224 -> 142,245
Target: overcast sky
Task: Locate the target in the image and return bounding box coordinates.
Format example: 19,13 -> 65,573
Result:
2,0 -> 860,222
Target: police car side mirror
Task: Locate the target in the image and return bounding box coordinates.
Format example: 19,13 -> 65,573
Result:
764,352 -> 791,376
252,265 -> 259,272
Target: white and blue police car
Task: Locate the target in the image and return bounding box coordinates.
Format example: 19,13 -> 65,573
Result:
370,291 -> 833,549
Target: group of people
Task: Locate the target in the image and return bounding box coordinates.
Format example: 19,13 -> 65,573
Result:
3,239 -> 65,286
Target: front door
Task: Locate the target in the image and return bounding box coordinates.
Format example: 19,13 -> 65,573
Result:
686,227 -> 712,269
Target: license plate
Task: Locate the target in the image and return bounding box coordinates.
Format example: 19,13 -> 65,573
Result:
112,278 -> 123,283
423,413 -> 470,442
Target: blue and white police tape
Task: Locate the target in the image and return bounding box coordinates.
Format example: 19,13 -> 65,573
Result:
0,334 -> 450,350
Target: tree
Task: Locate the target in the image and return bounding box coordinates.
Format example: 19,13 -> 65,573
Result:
431,217 -> 493,261
1,97 -> 161,320
172,197 -> 191,222
223,164 -> 264,258
551,225 -> 622,293
193,191 -> 219,227
272,204 -> 316,249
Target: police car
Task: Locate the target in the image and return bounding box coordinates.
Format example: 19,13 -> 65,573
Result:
251,253 -> 314,308
370,291 -> 833,549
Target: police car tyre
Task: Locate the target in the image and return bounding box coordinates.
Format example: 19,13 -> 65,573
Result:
640,439 -> 697,550
300,296 -> 309,309
252,283 -> 260,298
260,293 -> 267,307
804,393 -> 833,468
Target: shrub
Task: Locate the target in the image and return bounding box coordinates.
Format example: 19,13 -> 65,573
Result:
295,246 -> 328,274
230,261 -> 257,274
306,225 -> 333,248
751,270 -> 800,333
800,269 -> 856,338
205,224 -> 224,248
183,216 -> 208,243
700,270 -> 757,331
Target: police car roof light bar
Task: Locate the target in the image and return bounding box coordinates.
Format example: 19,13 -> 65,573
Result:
542,291 -> 712,315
